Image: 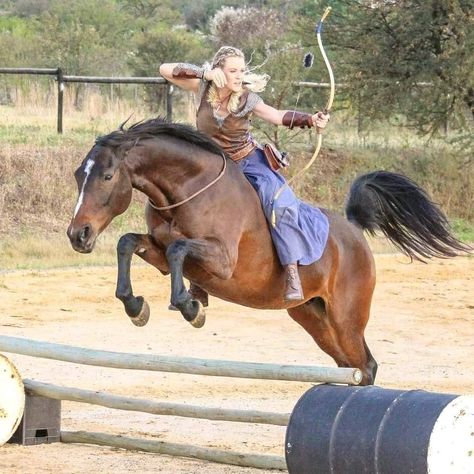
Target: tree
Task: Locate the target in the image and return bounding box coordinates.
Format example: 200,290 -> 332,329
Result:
36,0 -> 130,76
0,15 -> 43,104
209,4 -> 319,149
35,0 -> 131,109
12,0 -> 50,17
118,0 -> 182,29
0,15 -> 40,66
182,0 -> 234,31
295,0 -> 473,140
209,6 -> 284,52
128,26 -> 211,110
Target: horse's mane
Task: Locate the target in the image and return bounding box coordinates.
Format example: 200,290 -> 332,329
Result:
95,117 -> 225,157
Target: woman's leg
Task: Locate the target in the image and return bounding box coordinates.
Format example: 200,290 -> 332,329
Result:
239,149 -> 305,300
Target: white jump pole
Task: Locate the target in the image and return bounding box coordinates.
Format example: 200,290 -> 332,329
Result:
24,379 -> 290,426
61,430 -> 288,470
0,335 -> 362,385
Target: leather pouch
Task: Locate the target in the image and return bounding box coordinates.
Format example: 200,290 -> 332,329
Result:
263,143 -> 289,172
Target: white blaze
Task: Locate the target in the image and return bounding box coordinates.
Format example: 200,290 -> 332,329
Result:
73,158 -> 95,218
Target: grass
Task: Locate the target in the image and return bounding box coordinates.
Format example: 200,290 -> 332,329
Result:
0,233 -> 119,270
0,105 -> 149,147
0,228 -> 403,272
0,200 -> 148,271
451,218 -> 474,243
0,89 -> 472,270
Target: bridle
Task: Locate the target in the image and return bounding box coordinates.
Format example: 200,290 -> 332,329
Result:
148,153 -> 227,211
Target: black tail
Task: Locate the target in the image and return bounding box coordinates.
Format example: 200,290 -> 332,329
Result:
345,171 -> 471,261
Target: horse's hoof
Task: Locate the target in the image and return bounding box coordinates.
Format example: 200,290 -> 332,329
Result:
189,301 -> 206,328
129,299 -> 150,327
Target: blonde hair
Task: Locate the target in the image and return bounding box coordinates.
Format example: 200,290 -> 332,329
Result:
207,46 -> 270,113
211,46 -> 245,68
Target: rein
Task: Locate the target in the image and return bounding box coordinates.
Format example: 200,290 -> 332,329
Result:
148,152 -> 227,211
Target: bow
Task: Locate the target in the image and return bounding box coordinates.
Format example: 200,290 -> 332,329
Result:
271,6 -> 335,227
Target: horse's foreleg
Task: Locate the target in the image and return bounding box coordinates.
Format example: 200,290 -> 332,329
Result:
116,233 -> 168,327
166,237 -> 236,328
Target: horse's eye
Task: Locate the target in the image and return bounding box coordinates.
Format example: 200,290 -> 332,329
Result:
104,174 -> 113,181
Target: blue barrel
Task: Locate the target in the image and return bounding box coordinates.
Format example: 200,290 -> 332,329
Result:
285,384 -> 473,474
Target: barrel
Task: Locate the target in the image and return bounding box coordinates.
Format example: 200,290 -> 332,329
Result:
0,354 -> 25,446
285,384 -> 474,474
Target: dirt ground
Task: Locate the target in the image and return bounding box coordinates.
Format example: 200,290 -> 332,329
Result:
0,254 -> 473,474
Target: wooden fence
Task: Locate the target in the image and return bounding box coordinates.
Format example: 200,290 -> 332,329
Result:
0,67 -> 170,133
0,67 -> 335,134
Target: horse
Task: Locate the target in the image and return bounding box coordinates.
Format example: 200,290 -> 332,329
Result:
67,118 -> 469,385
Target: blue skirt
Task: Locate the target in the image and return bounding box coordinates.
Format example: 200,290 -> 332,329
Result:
239,148 -> 329,266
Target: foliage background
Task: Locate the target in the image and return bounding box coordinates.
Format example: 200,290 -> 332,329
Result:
0,0 -> 472,267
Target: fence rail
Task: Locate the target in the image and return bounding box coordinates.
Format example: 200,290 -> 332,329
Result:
0,67 -> 59,75
0,67 -> 172,133
0,67 -> 439,136
0,67 -> 346,135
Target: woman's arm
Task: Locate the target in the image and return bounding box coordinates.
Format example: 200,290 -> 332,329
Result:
159,63 -> 202,93
253,100 -> 330,129
252,101 -> 286,125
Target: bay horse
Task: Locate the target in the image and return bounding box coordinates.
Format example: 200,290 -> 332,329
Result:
67,118 -> 469,385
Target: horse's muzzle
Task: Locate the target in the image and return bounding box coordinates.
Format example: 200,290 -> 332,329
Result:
67,223 -> 96,253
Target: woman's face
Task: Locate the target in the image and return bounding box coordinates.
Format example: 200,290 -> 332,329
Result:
221,56 -> 246,93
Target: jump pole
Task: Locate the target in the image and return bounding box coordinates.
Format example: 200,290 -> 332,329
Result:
0,335 -> 362,385
2,338 -> 473,472
24,379 -> 289,426
61,431 -> 287,470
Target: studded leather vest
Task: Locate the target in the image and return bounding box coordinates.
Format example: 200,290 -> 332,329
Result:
195,80 -> 262,161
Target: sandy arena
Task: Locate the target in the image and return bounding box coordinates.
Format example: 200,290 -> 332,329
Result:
1,254 -> 473,473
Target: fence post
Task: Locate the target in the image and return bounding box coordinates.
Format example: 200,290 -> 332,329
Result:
57,68 -> 64,134
357,91 -> 363,137
166,83 -> 173,122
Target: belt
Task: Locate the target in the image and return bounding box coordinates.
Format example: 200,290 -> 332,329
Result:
229,140 -> 259,162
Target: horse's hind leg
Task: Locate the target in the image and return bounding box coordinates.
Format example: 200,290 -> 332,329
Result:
287,295 -> 377,385
116,233 -> 169,327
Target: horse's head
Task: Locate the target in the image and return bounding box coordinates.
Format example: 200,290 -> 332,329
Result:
67,143 -> 133,253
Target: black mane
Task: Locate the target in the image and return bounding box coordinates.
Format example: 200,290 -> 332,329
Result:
95,117 -> 225,157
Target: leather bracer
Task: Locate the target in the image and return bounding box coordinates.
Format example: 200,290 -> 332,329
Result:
282,111 -> 313,129
172,63 -> 205,79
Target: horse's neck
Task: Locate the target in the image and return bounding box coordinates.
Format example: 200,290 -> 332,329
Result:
125,139 -> 217,207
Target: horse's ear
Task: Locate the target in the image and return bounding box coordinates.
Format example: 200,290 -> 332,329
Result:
118,113 -> 134,131
114,140 -> 138,162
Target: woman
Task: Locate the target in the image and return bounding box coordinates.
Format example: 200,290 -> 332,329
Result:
160,46 -> 330,302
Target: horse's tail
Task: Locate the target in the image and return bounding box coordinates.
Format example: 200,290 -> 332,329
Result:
345,170 -> 471,261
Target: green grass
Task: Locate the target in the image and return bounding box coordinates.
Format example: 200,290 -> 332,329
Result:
0,233 -> 120,271
0,123 -> 92,147
0,235 -> 116,270
0,201 -> 147,271
0,101 -> 155,147
451,218 -> 474,243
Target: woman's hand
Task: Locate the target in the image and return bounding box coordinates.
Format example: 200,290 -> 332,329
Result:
312,111 -> 330,130
204,68 -> 227,88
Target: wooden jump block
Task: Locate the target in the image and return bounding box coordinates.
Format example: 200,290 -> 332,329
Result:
9,395 -> 61,446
